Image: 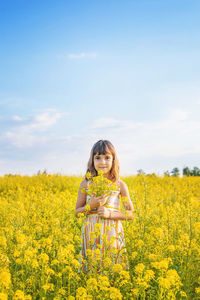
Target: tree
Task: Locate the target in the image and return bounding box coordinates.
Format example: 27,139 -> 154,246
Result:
191,166 -> 200,176
183,166 -> 191,176
164,170 -> 170,177
171,167 -> 180,177
137,169 -> 145,175
37,169 -> 48,175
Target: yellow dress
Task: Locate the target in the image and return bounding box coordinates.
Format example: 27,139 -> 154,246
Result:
78,178 -> 129,273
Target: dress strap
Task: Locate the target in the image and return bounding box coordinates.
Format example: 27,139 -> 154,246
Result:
86,179 -> 90,188
116,177 -> 121,191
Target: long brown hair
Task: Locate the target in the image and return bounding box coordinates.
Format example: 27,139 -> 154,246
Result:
85,140 -> 119,182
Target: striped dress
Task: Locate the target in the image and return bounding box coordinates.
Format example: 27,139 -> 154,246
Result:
78,178 -> 129,273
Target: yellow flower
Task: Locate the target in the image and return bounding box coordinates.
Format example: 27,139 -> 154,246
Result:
0,269 -> 11,289
86,278 -> 98,293
86,249 -> 92,257
151,258 -> 172,271
58,288 -> 66,296
108,236 -> 115,246
93,249 -> 101,261
194,222 -> 200,234
195,287 -> 200,294
76,287 -> 87,300
77,212 -> 84,218
158,277 -> 171,289
24,249 -> 35,263
13,250 -> 21,258
179,291 -> 187,297
144,270 -> 155,282
136,239 -> 144,249
15,258 -> 22,264
16,233 -> 27,245
166,269 -> 183,289
131,251 -> 137,260
105,225 -> 111,232
148,253 -> 159,262
38,253 -> 49,264
94,223 -> 102,231
135,277 -> 149,289
13,290 -> 25,300
135,263 -> 145,274
0,293 -> 8,300
44,268 -> 55,276
112,264 -> 123,273
109,287 -> 122,300
83,170 -> 118,198
167,245 -> 175,252
31,259 -> 39,269
103,257 -> 112,268
85,204 -> 91,212
51,259 -> 59,265
98,275 -> 110,290
131,288 -> 139,296
42,283 -> 54,292
71,259 -> 80,269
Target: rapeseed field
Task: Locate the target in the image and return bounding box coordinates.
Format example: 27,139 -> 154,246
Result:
0,174 -> 199,299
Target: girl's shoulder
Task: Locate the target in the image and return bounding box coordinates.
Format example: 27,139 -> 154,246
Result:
119,179 -> 129,194
79,179 -> 88,189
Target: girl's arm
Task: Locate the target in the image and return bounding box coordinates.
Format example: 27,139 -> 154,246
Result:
75,179 -> 88,217
118,179 -> 134,219
120,180 -> 134,212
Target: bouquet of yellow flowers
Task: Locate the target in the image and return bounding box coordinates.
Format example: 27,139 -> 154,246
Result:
81,170 -> 118,198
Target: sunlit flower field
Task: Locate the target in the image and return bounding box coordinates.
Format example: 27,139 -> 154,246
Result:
0,174 -> 200,299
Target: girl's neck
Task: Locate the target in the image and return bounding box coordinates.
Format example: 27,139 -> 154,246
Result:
103,173 -> 116,182
103,173 -> 111,180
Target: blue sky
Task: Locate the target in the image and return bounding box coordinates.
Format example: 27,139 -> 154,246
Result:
0,0 -> 200,176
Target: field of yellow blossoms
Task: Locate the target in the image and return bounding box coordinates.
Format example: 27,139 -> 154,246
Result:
0,173 -> 200,299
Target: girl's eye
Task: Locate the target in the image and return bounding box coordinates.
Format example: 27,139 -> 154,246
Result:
94,156 -> 111,160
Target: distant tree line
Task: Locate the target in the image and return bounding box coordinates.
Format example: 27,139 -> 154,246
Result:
137,166 -> 200,177
36,167 -> 200,177
37,169 -> 48,175
170,166 -> 200,177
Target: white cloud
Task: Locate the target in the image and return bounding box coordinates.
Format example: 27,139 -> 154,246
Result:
28,111 -> 66,131
1,108 -> 200,176
92,118 -> 119,129
2,109 -> 68,148
67,52 -> 97,59
167,109 -> 189,121
90,118 -> 144,131
0,159 -> 6,166
12,116 -> 24,121
88,108 -> 200,165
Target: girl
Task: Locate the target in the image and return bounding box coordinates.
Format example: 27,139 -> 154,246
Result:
75,140 -> 134,273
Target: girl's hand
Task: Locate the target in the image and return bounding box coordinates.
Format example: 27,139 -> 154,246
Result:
89,193 -> 108,210
97,206 -> 110,219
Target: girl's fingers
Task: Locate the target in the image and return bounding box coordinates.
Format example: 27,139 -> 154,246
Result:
95,193 -> 108,200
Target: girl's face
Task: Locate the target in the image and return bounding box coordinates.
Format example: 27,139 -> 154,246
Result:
93,152 -> 113,177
